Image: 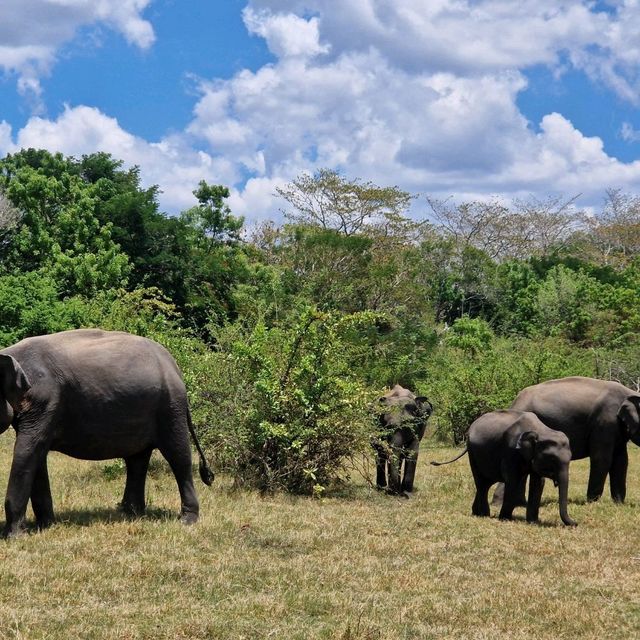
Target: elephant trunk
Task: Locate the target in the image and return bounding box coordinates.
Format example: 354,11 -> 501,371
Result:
557,467 -> 577,527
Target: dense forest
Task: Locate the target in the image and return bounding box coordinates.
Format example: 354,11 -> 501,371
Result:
1,148 -> 639,494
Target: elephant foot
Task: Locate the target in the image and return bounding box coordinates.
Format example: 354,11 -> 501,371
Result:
3,523 -> 28,539
383,487 -> 405,498
180,511 -> 199,525
118,501 -> 146,518
36,517 -> 55,531
586,494 -> 602,503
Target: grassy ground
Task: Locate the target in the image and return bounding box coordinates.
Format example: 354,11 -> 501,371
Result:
0,438 -> 639,639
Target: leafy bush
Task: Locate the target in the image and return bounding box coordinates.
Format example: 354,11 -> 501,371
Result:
198,308 -> 378,494
426,336 -> 596,443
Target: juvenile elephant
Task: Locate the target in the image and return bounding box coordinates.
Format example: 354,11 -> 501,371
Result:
373,385 -> 433,495
0,328 -> 214,537
432,410 -> 576,526
510,376 -> 640,503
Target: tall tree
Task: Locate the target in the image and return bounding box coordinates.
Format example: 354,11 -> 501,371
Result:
277,169 -> 413,236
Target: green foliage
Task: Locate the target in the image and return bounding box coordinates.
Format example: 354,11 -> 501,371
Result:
4,149 -> 640,483
0,272 -> 73,346
426,337 -> 596,443
198,308 -> 378,494
445,317 -> 494,355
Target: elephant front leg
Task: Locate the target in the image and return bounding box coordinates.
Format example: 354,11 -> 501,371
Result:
586,452 -> 611,502
526,473 -> 544,523
373,444 -> 387,489
498,478 -> 523,521
386,448 -> 403,495
400,440 -> 420,494
4,437 -> 47,538
609,445 -> 628,504
31,457 -> 54,530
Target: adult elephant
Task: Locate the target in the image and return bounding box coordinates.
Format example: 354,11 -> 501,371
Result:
432,410 -> 576,526
0,328 -> 214,537
373,385 -> 433,496
510,376 -> 640,503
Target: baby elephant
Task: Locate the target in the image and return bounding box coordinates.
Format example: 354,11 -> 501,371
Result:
374,385 -> 433,496
432,410 -> 576,526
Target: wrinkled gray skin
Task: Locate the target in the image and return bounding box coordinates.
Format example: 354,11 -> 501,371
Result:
373,385 -> 433,496
509,376 -> 640,503
433,410 -> 576,526
0,329 -> 214,538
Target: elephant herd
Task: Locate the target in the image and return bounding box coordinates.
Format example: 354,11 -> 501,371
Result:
388,376 -> 640,528
0,327 -> 638,537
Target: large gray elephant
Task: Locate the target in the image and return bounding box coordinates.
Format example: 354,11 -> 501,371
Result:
0,328 -> 214,537
510,376 -> 640,503
432,410 -> 576,526
373,385 -> 433,496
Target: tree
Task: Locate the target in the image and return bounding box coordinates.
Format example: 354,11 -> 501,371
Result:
583,189 -> 640,266
277,168 -> 413,236
181,181 -> 244,248
0,150 -> 130,295
426,195 -> 583,261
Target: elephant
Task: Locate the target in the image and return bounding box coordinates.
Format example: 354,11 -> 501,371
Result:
0,328 -> 215,537
509,376 -> 640,503
373,385 -> 433,496
432,410 -> 576,526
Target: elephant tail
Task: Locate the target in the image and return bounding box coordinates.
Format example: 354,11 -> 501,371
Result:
187,412 -> 215,486
430,448 -> 468,466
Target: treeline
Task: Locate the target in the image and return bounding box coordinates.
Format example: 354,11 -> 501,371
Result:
1,149 -> 639,492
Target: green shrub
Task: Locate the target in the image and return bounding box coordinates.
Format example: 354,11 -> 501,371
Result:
426,337 -> 596,443
197,308 -> 378,494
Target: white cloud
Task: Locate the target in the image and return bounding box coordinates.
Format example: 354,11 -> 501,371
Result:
4,1 -> 640,221
243,8 -> 329,59
0,0 -> 155,106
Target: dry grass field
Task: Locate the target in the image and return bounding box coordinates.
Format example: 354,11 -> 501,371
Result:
0,436 -> 639,639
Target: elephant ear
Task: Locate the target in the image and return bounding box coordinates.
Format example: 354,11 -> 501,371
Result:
415,397 -> 433,417
515,431 -> 538,461
618,396 -> 640,439
0,354 -> 31,409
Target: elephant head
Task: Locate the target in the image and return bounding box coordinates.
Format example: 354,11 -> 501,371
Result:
516,429 -> 576,526
0,354 -> 30,433
379,389 -> 432,431
618,395 -> 640,446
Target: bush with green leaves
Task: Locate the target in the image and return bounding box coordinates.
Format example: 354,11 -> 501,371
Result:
426,335 -> 597,443
199,308 -> 379,494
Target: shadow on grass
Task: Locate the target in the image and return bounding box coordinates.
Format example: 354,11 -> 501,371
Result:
489,514 -> 564,529
4,505 -> 178,535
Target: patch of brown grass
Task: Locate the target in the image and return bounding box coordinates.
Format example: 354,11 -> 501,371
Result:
0,437 -> 638,639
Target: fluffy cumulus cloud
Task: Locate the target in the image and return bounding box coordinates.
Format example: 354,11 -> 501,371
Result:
0,0 -> 154,106
4,1 -> 640,218
178,1 -> 640,217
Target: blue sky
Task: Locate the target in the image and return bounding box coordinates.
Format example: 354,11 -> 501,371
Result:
2,1 -> 640,220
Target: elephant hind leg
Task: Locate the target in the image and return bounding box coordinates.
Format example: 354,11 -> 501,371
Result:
120,447 -> 153,517
470,457 -> 491,517
157,416 -> 200,524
